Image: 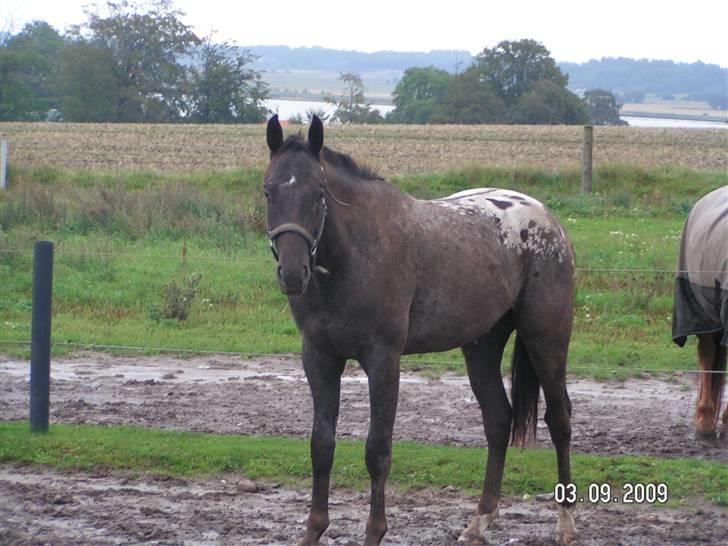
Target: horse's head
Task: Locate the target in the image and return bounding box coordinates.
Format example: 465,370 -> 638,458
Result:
264,114 -> 326,296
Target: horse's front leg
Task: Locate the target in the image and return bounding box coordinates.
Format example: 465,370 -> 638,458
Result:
360,344 -> 401,546
299,341 -> 346,546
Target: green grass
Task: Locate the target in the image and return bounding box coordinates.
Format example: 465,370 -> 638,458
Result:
1,164 -> 726,378
1,422 -> 726,506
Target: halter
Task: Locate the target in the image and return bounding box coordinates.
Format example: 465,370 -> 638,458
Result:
266,165 -> 351,276
267,190 -> 327,273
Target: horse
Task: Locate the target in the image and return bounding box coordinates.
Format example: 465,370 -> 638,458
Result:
263,115 -> 576,545
672,185 -> 728,439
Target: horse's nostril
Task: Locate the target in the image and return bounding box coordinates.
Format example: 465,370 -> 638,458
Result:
303,264 -> 310,276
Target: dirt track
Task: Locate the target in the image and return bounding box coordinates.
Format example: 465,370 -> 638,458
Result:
1,353 -> 727,545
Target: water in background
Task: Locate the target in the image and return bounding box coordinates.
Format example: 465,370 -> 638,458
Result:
265,98 -> 727,129
264,99 -> 394,121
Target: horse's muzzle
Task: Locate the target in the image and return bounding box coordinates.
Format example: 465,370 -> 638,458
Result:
277,263 -> 311,295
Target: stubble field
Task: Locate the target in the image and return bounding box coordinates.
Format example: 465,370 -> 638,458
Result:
1,122 -> 726,175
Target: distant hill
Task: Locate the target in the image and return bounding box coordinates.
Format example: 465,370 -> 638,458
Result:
559,58 -> 727,105
244,45 -> 472,73
242,46 -> 727,107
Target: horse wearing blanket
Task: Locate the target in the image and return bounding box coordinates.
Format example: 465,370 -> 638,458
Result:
263,115 -> 577,545
673,186 -> 728,439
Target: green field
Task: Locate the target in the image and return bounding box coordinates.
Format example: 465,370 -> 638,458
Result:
1,163 -> 725,378
1,422 -> 726,506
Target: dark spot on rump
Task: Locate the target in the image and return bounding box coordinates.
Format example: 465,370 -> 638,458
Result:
519,201 -> 531,206
528,220 -> 536,228
486,198 -> 513,210
520,229 -> 529,242
494,217 -> 501,224
510,195 -> 525,201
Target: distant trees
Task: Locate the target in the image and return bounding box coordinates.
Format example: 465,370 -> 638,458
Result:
430,70 -> 506,124
583,89 -> 625,125
186,36 -> 268,123
327,72 -> 383,124
0,21 -> 64,120
73,0 -> 199,122
387,67 -> 451,123
0,0 -> 269,123
392,39 -> 589,125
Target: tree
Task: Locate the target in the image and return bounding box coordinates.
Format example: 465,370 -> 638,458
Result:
583,88 -> 625,125
57,40 -> 119,121
327,72 -> 383,124
473,39 -> 568,108
76,0 -> 199,122
387,66 -> 451,123
0,21 -> 64,120
430,69 -> 506,124
186,36 -> 269,123
510,80 -> 589,125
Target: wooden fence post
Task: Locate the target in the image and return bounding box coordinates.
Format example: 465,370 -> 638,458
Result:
581,125 -> 593,194
0,140 -> 7,191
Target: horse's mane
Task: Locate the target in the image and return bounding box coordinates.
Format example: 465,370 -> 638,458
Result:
279,134 -> 383,181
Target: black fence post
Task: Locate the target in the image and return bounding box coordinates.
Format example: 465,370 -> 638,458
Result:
30,240 -> 54,433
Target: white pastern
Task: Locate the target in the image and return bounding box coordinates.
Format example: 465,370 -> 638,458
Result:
556,504 -> 576,545
457,509 -> 499,543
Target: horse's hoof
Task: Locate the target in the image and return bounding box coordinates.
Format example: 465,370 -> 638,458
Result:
555,505 -> 576,545
695,428 -> 717,441
457,510 -> 498,544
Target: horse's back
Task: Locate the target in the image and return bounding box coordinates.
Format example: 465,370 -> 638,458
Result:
673,186 -> 728,346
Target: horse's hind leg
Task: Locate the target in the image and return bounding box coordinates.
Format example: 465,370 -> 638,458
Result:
299,341 -> 346,546
458,312 -> 514,544
696,333 -> 722,438
717,342 -> 728,438
515,286 -> 575,544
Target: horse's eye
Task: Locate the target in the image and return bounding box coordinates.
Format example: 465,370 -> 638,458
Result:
264,190 -> 270,199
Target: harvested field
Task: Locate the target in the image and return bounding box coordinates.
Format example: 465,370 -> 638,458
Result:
0,122 -> 726,175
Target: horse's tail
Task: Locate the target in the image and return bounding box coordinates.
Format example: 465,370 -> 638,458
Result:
510,335 -> 540,446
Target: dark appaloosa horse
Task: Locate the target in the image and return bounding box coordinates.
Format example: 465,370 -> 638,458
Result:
673,186 -> 728,439
264,115 -> 576,545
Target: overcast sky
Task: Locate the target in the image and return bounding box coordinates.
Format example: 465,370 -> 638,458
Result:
3,0 -> 727,67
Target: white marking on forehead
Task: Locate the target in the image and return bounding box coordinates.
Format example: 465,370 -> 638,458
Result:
283,175 -> 296,187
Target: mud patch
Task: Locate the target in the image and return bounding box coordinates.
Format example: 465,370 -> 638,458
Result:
0,353 -> 724,462
1,465 -> 727,546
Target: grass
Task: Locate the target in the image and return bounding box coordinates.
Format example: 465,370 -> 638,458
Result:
1,422 -> 726,507
0,164 -> 726,378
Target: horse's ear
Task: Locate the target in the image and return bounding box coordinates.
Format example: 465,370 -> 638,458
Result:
308,115 -> 324,158
267,114 -> 283,156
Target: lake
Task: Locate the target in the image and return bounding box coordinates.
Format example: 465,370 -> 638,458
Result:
265,98 -> 728,130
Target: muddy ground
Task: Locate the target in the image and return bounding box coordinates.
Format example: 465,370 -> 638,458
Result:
1,353 -> 727,545
1,353 -> 725,461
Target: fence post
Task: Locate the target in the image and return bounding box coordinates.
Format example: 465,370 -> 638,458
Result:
581,125 -> 593,194
30,241 -> 54,433
0,140 -> 7,191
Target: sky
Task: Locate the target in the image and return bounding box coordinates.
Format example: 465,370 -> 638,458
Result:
2,0 -> 727,67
